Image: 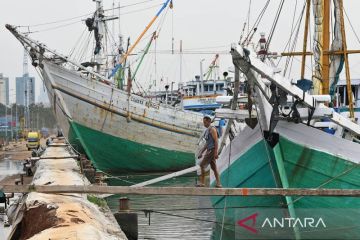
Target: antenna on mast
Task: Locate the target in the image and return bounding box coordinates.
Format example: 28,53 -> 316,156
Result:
23,48 -> 29,77
23,48 -> 30,129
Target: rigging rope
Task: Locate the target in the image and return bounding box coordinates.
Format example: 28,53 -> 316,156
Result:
137,205 -> 274,212
247,0 -> 252,35
17,13 -> 92,28
282,2 -> 306,76
143,209 -> 234,229
103,0 -> 163,12
124,3 -> 171,96
76,32 -> 93,63
265,0 -> 285,51
286,9 -> 305,78
344,9 -> 360,46
276,1 -> 306,68
287,0 -> 298,56
242,0 -> 270,46
29,20 -> 82,34
120,3 -> 163,16
101,172 -> 136,185
219,140 -> 232,239
68,28 -> 87,59
17,0 -> 161,29
286,163 -> 359,206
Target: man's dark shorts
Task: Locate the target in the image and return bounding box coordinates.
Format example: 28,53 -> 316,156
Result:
200,148 -> 216,170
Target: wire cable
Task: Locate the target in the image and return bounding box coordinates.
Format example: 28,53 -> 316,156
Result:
29,20 -> 82,34
103,0 -> 162,12
220,140 -> 232,239
17,13 -> 92,28
344,9 -> 360,46
242,0 -> 270,45
265,0 -> 285,51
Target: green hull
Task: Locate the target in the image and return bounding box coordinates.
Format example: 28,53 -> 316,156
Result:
211,134 -> 360,238
68,121 -> 194,173
211,139 -> 286,224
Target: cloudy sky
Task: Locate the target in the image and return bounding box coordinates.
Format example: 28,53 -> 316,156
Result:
1,0 -> 360,103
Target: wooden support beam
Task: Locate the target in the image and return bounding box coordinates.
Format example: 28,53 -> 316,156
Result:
282,50 -> 360,57
1,185 -> 360,196
325,49 -> 360,55
282,52 -> 312,57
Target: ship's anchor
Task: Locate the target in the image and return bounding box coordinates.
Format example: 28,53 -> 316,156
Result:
265,83 -> 285,147
245,81 -> 258,129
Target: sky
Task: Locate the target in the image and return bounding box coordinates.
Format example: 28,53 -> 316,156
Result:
1,0 -> 360,104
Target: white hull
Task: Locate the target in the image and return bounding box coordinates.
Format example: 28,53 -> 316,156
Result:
41,61 -> 204,154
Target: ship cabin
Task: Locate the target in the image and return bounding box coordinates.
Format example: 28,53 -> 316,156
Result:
335,79 -> 360,124
182,75 -> 231,97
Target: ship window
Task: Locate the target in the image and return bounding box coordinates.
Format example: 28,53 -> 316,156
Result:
217,84 -> 224,91
240,84 -> 245,94
209,85 -> 213,91
204,85 -> 208,91
338,86 -> 356,106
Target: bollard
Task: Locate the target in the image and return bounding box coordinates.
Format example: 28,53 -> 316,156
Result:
14,179 -> 21,185
0,206 -> 4,214
83,168 -> 96,183
114,197 -> 138,240
94,172 -> 103,184
5,193 -> 14,206
79,159 -> 83,174
20,174 -> 24,185
119,197 -> 130,211
83,161 -> 92,169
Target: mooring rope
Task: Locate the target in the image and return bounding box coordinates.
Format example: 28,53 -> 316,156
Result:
219,139 -> 232,239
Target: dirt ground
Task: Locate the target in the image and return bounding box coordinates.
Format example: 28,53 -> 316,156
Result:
0,139 -> 46,161
1,141 -> 30,161
0,172 -> 33,186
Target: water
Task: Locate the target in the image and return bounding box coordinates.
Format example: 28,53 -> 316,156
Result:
0,153 -> 234,239
106,174 -> 225,240
0,153 -> 23,182
0,153 -> 23,239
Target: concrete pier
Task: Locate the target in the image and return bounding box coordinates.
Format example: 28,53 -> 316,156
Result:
6,139 -> 127,240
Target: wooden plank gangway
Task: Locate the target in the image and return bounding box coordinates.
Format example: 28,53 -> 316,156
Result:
1,185 -> 360,196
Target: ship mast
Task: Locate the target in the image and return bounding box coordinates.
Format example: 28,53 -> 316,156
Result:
90,0 -> 118,76
300,0 -> 311,80
321,0 -> 331,95
338,0 -> 354,118
23,48 -> 30,129
94,0 -> 106,74
285,0 -> 357,119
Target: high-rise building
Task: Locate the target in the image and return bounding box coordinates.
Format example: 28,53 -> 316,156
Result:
0,73 -> 9,106
16,74 -> 35,106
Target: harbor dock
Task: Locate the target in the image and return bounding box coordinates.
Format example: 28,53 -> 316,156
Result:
1,138 -> 127,240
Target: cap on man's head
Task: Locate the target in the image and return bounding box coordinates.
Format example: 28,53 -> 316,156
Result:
203,115 -> 212,121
